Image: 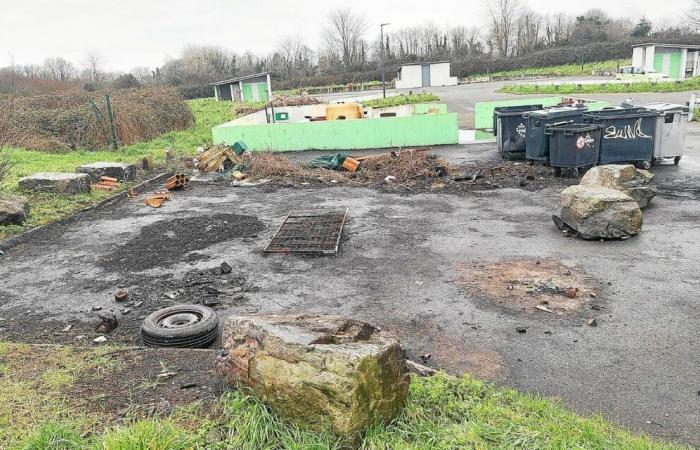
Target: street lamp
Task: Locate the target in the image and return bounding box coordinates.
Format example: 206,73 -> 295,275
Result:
380,23 -> 390,98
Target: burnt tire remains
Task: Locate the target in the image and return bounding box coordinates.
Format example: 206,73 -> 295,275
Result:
141,305 -> 219,348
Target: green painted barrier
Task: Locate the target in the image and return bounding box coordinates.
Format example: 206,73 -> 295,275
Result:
212,114 -> 459,152
475,97 -> 610,130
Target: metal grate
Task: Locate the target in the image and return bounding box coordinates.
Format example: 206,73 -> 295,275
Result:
264,209 -> 348,254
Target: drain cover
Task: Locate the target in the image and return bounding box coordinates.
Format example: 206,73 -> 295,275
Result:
264,209 -> 348,254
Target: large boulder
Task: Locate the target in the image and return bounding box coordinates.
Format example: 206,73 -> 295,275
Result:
0,194 -> 30,225
580,164 -> 657,208
217,314 -> 409,437
76,162 -> 138,182
18,172 -> 91,195
554,185 -> 642,239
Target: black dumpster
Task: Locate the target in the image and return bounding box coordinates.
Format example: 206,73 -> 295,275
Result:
545,123 -> 601,176
493,104 -> 543,159
583,108 -> 658,168
524,106 -> 587,163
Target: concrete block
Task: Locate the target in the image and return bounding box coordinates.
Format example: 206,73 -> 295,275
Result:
76,162 -> 138,181
18,172 -> 91,195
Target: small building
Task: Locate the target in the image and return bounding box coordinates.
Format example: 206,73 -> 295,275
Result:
395,61 -> 458,89
212,72 -> 272,103
632,44 -> 700,79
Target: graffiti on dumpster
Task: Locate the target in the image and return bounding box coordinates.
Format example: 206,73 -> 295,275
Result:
576,133 -> 596,150
603,118 -> 651,140
516,123 -> 526,138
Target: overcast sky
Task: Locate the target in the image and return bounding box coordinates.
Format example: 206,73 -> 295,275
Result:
0,0 -> 693,72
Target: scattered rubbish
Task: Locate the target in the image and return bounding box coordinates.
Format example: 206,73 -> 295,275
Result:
230,178 -> 272,187
127,187 -> 137,198
62,324 -> 72,332
180,383 -> 198,390
453,170 -> 482,183
406,360 -> 437,377
164,291 -> 178,300
265,209 -> 348,255
156,371 -> 178,380
516,327 -> 527,333
141,304 -> 219,348
590,293 -> 597,298
93,176 -> 120,191
115,288 -> 129,302
535,305 -> 554,313
384,175 -> 397,183
93,336 -> 108,344
165,174 -> 190,191
563,288 -> 579,299
342,157 -> 361,173
144,191 -> 171,208
588,318 -> 598,327
419,353 -> 432,363
96,312 -> 118,334
231,171 -> 246,181
134,301 -> 143,308
307,152 -> 348,170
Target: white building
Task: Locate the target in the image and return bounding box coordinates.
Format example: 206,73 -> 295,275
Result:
395,61 -> 458,89
632,44 -> 700,80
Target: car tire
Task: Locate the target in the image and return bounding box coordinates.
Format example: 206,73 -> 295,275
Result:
141,304 -> 219,348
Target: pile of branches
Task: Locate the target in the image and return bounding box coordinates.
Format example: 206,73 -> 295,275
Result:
233,95 -> 321,117
4,87 -> 194,151
245,150 -> 451,186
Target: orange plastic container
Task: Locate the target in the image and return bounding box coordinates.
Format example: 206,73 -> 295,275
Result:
326,103 -> 363,121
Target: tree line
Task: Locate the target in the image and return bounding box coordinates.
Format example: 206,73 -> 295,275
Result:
3,0 -> 700,96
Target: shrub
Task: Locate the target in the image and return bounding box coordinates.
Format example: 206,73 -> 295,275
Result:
3,87 -> 195,151
178,84 -> 214,100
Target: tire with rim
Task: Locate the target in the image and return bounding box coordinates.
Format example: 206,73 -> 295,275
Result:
141,304 -> 219,348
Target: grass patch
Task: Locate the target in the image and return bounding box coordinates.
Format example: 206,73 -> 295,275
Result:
499,77 -> 700,95
3,343 -> 685,450
0,98 -> 233,241
362,92 -> 440,108
476,59 -> 631,79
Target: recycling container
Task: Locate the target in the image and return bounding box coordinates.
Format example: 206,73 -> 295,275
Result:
524,105 -> 587,163
636,103 -> 687,165
545,123 -> 601,174
493,104 -> 543,158
583,108 -> 658,167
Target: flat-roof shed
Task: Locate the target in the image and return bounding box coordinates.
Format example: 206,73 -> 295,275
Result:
211,72 -> 272,103
395,61 -> 458,89
632,43 -> 700,79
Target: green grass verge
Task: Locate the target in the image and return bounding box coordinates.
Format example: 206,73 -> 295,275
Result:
0,98 -> 233,241
3,342 -> 685,450
475,59 -> 631,79
499,77 -> 700,95
362,93 -> 440,109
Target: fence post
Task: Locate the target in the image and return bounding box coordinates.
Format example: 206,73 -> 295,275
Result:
104,94 -> 119,150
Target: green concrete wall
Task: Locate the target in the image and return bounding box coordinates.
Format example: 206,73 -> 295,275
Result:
212,114 -> 459,151
475,97 -> 610,130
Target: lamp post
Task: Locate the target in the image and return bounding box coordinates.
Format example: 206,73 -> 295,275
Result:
380,23 -> 390,98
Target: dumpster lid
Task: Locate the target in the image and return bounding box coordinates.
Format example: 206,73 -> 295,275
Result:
494,104 -> 544,116
544,123 -> 599,134
635,102 -> 687,113
524,106 -> 587,118
584,108 -> 659,119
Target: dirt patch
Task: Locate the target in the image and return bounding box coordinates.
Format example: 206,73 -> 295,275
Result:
70,348 -> 223,421
458,258 -> 598,316
100,213 -> 264,272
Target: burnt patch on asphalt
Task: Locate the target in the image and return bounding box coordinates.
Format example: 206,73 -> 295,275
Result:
458,258 -> 598,316
100,213 -> 265,272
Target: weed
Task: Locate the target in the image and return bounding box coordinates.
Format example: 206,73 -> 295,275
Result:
99,419 -> 193,450
363,92 -> 439,108
20,422 -> 85,450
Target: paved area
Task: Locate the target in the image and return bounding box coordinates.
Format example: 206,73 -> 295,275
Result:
0,82 -> 698,446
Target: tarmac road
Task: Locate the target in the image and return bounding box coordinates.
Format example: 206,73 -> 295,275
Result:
0,82 -> 699,446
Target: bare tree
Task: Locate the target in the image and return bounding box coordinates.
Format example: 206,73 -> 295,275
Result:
43,57 -> 76,80
514,9 -> 542,56
688,0 -> 700,28
487,0 -> 523,57
324,8 -> 367,69
543,13 -> 574,46
0,65 -> 18,183
84,52 -> 104,82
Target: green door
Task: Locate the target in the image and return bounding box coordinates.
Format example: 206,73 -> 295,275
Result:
256,83 -> 269,102
669,52 -> 682,79
242,83 -> 254,103
653,54 -> 664,73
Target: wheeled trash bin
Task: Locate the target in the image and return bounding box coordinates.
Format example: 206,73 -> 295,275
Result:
493,104 -> 543,159
637,103 -> 687,165
583,108 -> 658,168
545,123 -> 602,176
524,105 -> 587,163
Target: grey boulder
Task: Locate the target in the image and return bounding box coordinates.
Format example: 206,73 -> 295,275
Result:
76,162 -> 137,182
0,194 -> 30,225
18,172 -> 91,195
580,164 -> 657,208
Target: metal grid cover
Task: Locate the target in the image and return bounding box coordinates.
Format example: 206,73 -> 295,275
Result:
264,209 -> 348,254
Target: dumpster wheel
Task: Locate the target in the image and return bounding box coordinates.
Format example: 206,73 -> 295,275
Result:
674,156 -> 682,165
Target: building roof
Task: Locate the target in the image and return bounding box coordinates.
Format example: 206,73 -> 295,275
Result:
210,72 -> 270,86
397,61 -> 450,70
632,43 -> 700,49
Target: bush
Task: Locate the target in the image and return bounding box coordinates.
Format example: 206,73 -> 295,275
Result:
178,84 -> 214,100
3,87 -> 195,151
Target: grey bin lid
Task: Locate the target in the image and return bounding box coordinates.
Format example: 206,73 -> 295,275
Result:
524,106 -> 587,119
623,102 -> 687,113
